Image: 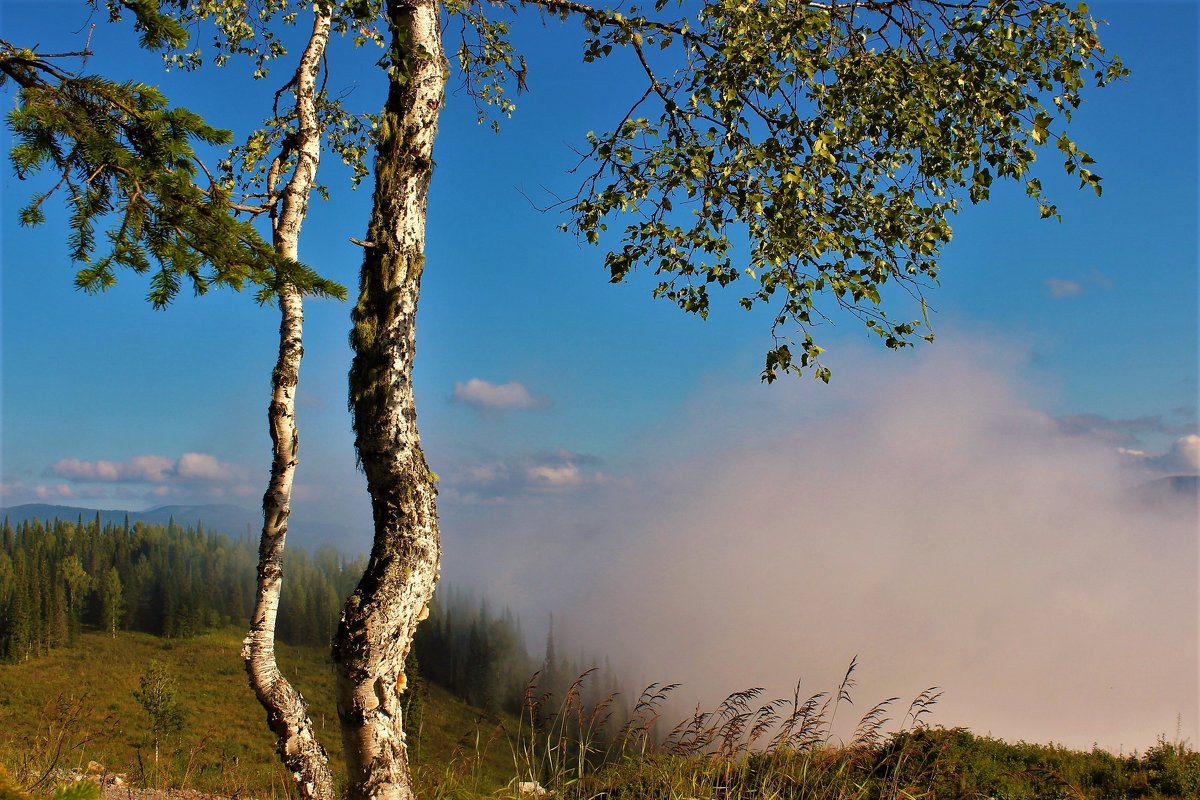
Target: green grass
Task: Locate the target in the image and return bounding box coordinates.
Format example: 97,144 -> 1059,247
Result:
4,633 -> 1197,800
490,667 -> 1199,800
0,628 -> 519,798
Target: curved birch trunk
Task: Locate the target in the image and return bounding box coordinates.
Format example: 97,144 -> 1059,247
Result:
334,1 -> 446,798
242,10 -> 336,800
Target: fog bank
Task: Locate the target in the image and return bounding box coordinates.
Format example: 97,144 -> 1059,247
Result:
439,338 -> 1198,752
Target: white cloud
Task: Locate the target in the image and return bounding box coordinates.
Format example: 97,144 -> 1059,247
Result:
40,452 -> 251,504
1150,434 -> 1200,473
1044,271 -> 1114,300
452,378 -> 548,410
442,449 -> 610,500
0,480 -> 78,501
49,458 -> 118,482
526,462 -> 582,486
16,482 -> 75,500
1044,278 -> 1084,298
176,452 -> 229,481
1115,434 -> 1200,475
126,455 -> 176,482
51,455 -> 173,483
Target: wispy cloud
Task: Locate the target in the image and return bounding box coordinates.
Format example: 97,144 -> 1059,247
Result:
1043,270 -> 1114,299
1057,410 -> 1197,449
1122,434 -> 1200,474
49,453 -> 243,484
451,378 -> 549,411
0,481 -> 76,500
2,452 -> 260,508
51,455 -> 174,483
1044,277 -> 1084,298
441,449 -> 612,501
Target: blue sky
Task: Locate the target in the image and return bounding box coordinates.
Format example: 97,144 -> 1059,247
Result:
1,0 -> 1197,750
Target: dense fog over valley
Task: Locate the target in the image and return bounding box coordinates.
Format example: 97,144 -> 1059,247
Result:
438,339 -> 1199,752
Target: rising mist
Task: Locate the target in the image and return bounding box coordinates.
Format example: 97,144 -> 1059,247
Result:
439,336 -> 1198,753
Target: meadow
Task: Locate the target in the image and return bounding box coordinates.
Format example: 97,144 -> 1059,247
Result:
0,628 -> 516,798
2,629 -> 1197,800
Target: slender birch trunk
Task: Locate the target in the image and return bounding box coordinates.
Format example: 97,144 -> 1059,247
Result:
334,1 -> 446,797
242,10 -> 337,800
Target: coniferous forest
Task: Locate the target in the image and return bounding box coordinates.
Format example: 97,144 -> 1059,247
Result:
0,513 -> 617,713
0,514 -> 361,659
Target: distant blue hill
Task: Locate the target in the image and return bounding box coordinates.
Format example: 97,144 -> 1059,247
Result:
138,503 -> 262,537
0,503 -> 369,552
1162,475 -> 1199,495
1129,474 -> 1198,508
0,502 -> 260,539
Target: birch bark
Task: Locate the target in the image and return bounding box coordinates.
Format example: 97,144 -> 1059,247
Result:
242,10 -> 337,800
334,0 -> 446,797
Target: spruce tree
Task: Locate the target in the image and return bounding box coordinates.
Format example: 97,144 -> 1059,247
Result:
1,19 -> 340,306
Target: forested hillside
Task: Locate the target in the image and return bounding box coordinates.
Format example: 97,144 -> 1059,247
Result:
415,592 -> 622,718
0,514 -> 620,713
0,514 -> 361,658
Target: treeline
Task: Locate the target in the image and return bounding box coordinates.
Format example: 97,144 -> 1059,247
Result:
414,589 -> 622,716
0,515 -> 625,718
0,514 -> 363,662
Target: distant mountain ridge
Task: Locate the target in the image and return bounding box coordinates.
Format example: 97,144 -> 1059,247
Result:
1160,474 -> 1198,494
1133,474 -> 1199,505
0,502 -> 260,539
0,502 -> 368,551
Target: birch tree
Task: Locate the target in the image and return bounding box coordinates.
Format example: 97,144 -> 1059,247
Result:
9,1 -> 1125,798
154,7 -> 346,794
6,4 -> 347,795
213,10 -> 343,794
333,1 -> 1122,797
99,567 -> 124,638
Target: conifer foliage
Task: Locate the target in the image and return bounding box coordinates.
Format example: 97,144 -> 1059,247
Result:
0,515 -> 363,662
0,8 -> 341,307
0,514 -> 623,721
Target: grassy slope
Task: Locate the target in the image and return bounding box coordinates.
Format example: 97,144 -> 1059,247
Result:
0,629 -> 520,799
5,631 -> 1197,800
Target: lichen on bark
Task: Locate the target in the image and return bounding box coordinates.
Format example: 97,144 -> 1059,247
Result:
334,1 -> 446,798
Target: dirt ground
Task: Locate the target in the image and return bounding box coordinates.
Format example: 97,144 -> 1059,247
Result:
99,788 -> 229,800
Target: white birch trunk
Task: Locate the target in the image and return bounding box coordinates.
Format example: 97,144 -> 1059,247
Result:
334,1 -> 446,797
242,10 -> 336,800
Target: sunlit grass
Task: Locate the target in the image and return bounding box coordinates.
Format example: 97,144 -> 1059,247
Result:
0,628 -> 516,798
3,633 -> 1197,799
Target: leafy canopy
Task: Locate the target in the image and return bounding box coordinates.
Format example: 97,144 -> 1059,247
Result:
551,0 -> 1126,381
138,0 -> 383,196
132,658 -> 185,744
353,0 -> 1123,381
46,0 -> 1122,379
